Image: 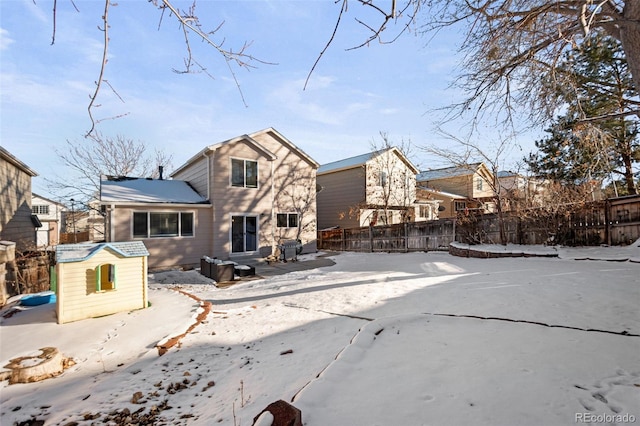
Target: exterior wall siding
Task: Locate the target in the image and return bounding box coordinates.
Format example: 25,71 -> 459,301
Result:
0,156 -> 36,249
317,167 -> 365,229
172,156 -> 209,198
56,249 -> 147,324
109,206 -> 212,269
256,132 -> 318,253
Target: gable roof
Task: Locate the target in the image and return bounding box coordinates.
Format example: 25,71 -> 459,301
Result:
100,176 -> 208,204
171,127 -> 319,177
56,241 -> 149,263
417,163 -> 488,182
0,146 -> 38,177
318,147 -> 419,175
32,193 -> 66,207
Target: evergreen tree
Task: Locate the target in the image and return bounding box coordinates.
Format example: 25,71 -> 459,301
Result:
527,34 -> 639,194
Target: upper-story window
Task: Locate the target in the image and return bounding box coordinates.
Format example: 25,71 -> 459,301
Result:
476,178 -> 483,191
231,159 -> 258,188
378,171 -> 388,187
32,205 -> 49,215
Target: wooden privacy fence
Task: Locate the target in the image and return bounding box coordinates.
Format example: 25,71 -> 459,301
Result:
318,195 -> 640,251
59,231 -> 90,244
318,220 -> 456,253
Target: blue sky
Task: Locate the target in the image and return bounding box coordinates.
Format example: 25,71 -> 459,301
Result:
1,1 -> 539,199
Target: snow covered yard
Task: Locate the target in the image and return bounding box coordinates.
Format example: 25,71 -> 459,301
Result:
1,247 -> 639,425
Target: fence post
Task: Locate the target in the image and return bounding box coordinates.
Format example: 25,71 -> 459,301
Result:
404,222 -> 408,252
452,218 -> 457,243
369,226 -> 373,253
341,228 -> 346,252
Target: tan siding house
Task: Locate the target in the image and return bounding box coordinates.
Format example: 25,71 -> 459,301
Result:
172,128 -> 319,260
101,177 -> 211,269
55,242 -> 149,324
317,148 -> 419,229
416,163 -> 497,213
0,147 -> 39,250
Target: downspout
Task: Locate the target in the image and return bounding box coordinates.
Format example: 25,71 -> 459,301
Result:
109,204 -> 115,242
271,160 -> 276,256
203,149 -> 212,256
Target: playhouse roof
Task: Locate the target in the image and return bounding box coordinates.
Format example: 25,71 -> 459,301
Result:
56,242 -> 149,263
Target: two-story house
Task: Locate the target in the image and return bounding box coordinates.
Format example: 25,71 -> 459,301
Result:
317,147 -> 419,229
416,163 -> 497,216
101,128 -> 319,269
0,147 -> 39,250
31,193 -> 66,247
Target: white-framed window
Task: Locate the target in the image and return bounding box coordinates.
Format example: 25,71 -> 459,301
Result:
454,201 -> 466,211
133,212 -> 194,238
417,205 -> 431,219
32,205 -> 49,215
378,171 -> 388,187
276,213 -> 299,228
231,158 -> 258,188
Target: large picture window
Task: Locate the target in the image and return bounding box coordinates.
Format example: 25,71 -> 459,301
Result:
277,213 -> 299,228
133,212 -> 194,238
231,158 -> 258,188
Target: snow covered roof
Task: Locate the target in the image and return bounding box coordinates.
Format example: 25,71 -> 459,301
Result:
100,177 -> 208,204
417,163 -> 483,182
56,241 -> 149,263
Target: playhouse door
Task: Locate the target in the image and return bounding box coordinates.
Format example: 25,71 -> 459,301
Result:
231,215 -> 258,254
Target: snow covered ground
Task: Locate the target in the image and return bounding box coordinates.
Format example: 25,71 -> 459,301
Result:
1,245 -> 639,425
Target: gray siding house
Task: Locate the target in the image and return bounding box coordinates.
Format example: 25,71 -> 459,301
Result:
317,148 -> 419,229
0,147 -> 39,250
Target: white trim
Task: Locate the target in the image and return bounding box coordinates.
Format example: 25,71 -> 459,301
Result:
229,157 -> 260,189
229,213 -> 260,256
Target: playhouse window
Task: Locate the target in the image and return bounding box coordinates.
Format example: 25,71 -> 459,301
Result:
96,263 -> 116,291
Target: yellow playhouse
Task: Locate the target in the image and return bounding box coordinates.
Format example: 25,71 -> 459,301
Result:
54,242 -> 149,324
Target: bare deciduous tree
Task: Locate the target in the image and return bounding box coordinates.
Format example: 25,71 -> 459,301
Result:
42,0 -> 269,136
422,131 -> 512,244
365,133 -> 418,225
49,133 -> 173,205
322,1 -> 639,126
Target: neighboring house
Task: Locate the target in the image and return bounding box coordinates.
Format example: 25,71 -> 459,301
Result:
0,147 -> 39,250
497,171 -> 548,209
416,187 -> 478,219
416,163 -> 497,213
32,193 -> 66,248
101,128 -> 319,269
101,176 -> 211,269
61,199 -> 106,243
317,147 -> 419,229
171,128 -> 319,262
55,241 -> 149,324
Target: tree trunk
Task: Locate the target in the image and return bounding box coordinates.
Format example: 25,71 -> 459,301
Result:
620,2 -> 640,113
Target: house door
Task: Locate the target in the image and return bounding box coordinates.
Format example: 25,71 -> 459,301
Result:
231,215 -> 258,254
